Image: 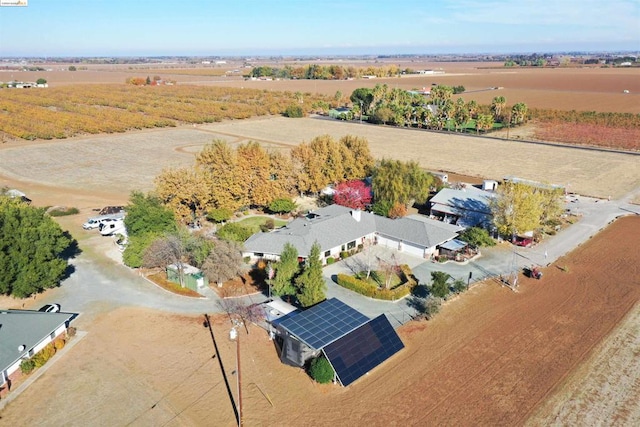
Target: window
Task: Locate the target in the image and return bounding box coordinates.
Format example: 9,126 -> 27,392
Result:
324,250 -> 331,258
347,241 -> 356,250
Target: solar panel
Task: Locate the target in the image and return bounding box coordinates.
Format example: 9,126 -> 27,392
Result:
277,298 -> 370,350
323,314 -> 404,386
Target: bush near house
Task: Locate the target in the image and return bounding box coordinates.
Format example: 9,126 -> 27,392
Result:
308,356 -> 335,384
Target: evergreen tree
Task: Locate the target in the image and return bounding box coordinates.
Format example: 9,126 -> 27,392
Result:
0,197 -> 74,298
272,243 -> 299,297
295,242 -> 326,307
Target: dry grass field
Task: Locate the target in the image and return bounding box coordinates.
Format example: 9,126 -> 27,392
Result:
1,116 -> 638,204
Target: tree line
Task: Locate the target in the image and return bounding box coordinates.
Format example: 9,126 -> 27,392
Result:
154,135 -> 375,222
249,64 -> 415,80
349,84 -> 528,133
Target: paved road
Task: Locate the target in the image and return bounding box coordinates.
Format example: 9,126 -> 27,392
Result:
34,188 -> 640,330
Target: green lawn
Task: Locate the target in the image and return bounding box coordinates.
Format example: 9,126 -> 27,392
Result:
234,216 -> 288,233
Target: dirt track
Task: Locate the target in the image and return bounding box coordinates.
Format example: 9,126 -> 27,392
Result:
1,216 -> 638,426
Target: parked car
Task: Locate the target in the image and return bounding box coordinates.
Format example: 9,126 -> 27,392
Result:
38,303 -> 61,313
83,213 -> 125,230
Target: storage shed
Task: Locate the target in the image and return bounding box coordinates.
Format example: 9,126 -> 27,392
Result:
166,263 -> 208,292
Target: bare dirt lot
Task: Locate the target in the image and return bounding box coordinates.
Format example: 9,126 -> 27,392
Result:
1,216 -> 638,426
2,117 -> 637,203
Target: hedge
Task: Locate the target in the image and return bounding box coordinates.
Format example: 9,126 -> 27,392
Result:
336,264 -> 417,300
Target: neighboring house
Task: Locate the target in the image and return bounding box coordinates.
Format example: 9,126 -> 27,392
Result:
429,185 -> 496,228
0,310 -> 74,386
272,298 -> 404,386
328,107 -> 351,119
243,204 -> 462,263
4,188 -> 32,204
166,263 -> 208,291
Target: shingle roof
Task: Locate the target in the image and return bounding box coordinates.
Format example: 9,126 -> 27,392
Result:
244,205 -> 462,257
0,310 -> 74,375
376,214 -> 462,248
244,205 -> 377,257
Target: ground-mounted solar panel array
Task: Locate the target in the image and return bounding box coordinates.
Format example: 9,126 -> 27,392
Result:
277,298 -> 370,350
323,314 -> 405,386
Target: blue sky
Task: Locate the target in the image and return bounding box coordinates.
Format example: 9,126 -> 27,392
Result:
0,0 -> 638,56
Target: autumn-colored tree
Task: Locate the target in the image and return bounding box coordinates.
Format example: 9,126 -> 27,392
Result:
333,180 -> 372,209
154,167 -> 211,222
491,182 -> 544,237
196,140 -> 245,211
291,139 -> 330,194
268,150 -> 296,199
388,202 -> 407,218
339,135 -> 374,179
237,141 -> 272,207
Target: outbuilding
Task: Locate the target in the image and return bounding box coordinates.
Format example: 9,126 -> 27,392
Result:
166,263 -> 208,292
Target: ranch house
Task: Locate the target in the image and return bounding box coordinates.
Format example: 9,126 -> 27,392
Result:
242,204 -> 462,263
429,184 -> 495,228
0,309 -> 75,386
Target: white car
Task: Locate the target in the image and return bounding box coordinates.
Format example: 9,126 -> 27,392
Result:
38,303 -> 61,313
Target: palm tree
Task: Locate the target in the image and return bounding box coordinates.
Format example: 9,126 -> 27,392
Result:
511,102 -> 528,125
491,96 -> 506,121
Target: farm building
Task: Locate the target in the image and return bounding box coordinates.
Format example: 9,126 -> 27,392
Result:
0,310 -> 75,386
328,107 -> 352,119
242,204 -> 462,263
272,298 -> 404,386
166,263 -> 208,291
429,185 -> 495,228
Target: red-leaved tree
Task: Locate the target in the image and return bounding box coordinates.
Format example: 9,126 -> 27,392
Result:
334,180 -> 372,209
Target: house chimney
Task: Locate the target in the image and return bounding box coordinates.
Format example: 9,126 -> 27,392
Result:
351,209 -> 361,222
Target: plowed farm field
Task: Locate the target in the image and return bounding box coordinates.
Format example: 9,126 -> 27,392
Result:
11,61 -> 640,113
1,217 -> 638,426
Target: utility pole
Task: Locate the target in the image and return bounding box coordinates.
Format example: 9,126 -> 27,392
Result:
230,326 -> 243,427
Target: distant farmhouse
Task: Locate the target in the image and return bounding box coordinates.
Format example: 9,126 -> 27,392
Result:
243,204 -> 462,263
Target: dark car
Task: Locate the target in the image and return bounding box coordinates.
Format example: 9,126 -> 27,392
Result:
38,303 -> 61,313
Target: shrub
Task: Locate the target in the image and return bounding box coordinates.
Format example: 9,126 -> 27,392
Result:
269,198 -> 297,214
458,227 -> 495,247
66,326 -> 77,338
217,223 -> 254,242
326,257 -> 335,265
20,358 -> 36,374
265,218 -> 275,230
48,207 -> 80,217
283,104 -> 304,118
32,343 -> 56,368
53,338 -> 66,351
336,266 -> 416,301
206,208 -> 233,223
340,251 -> 350,259
308,356 -> 334,384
